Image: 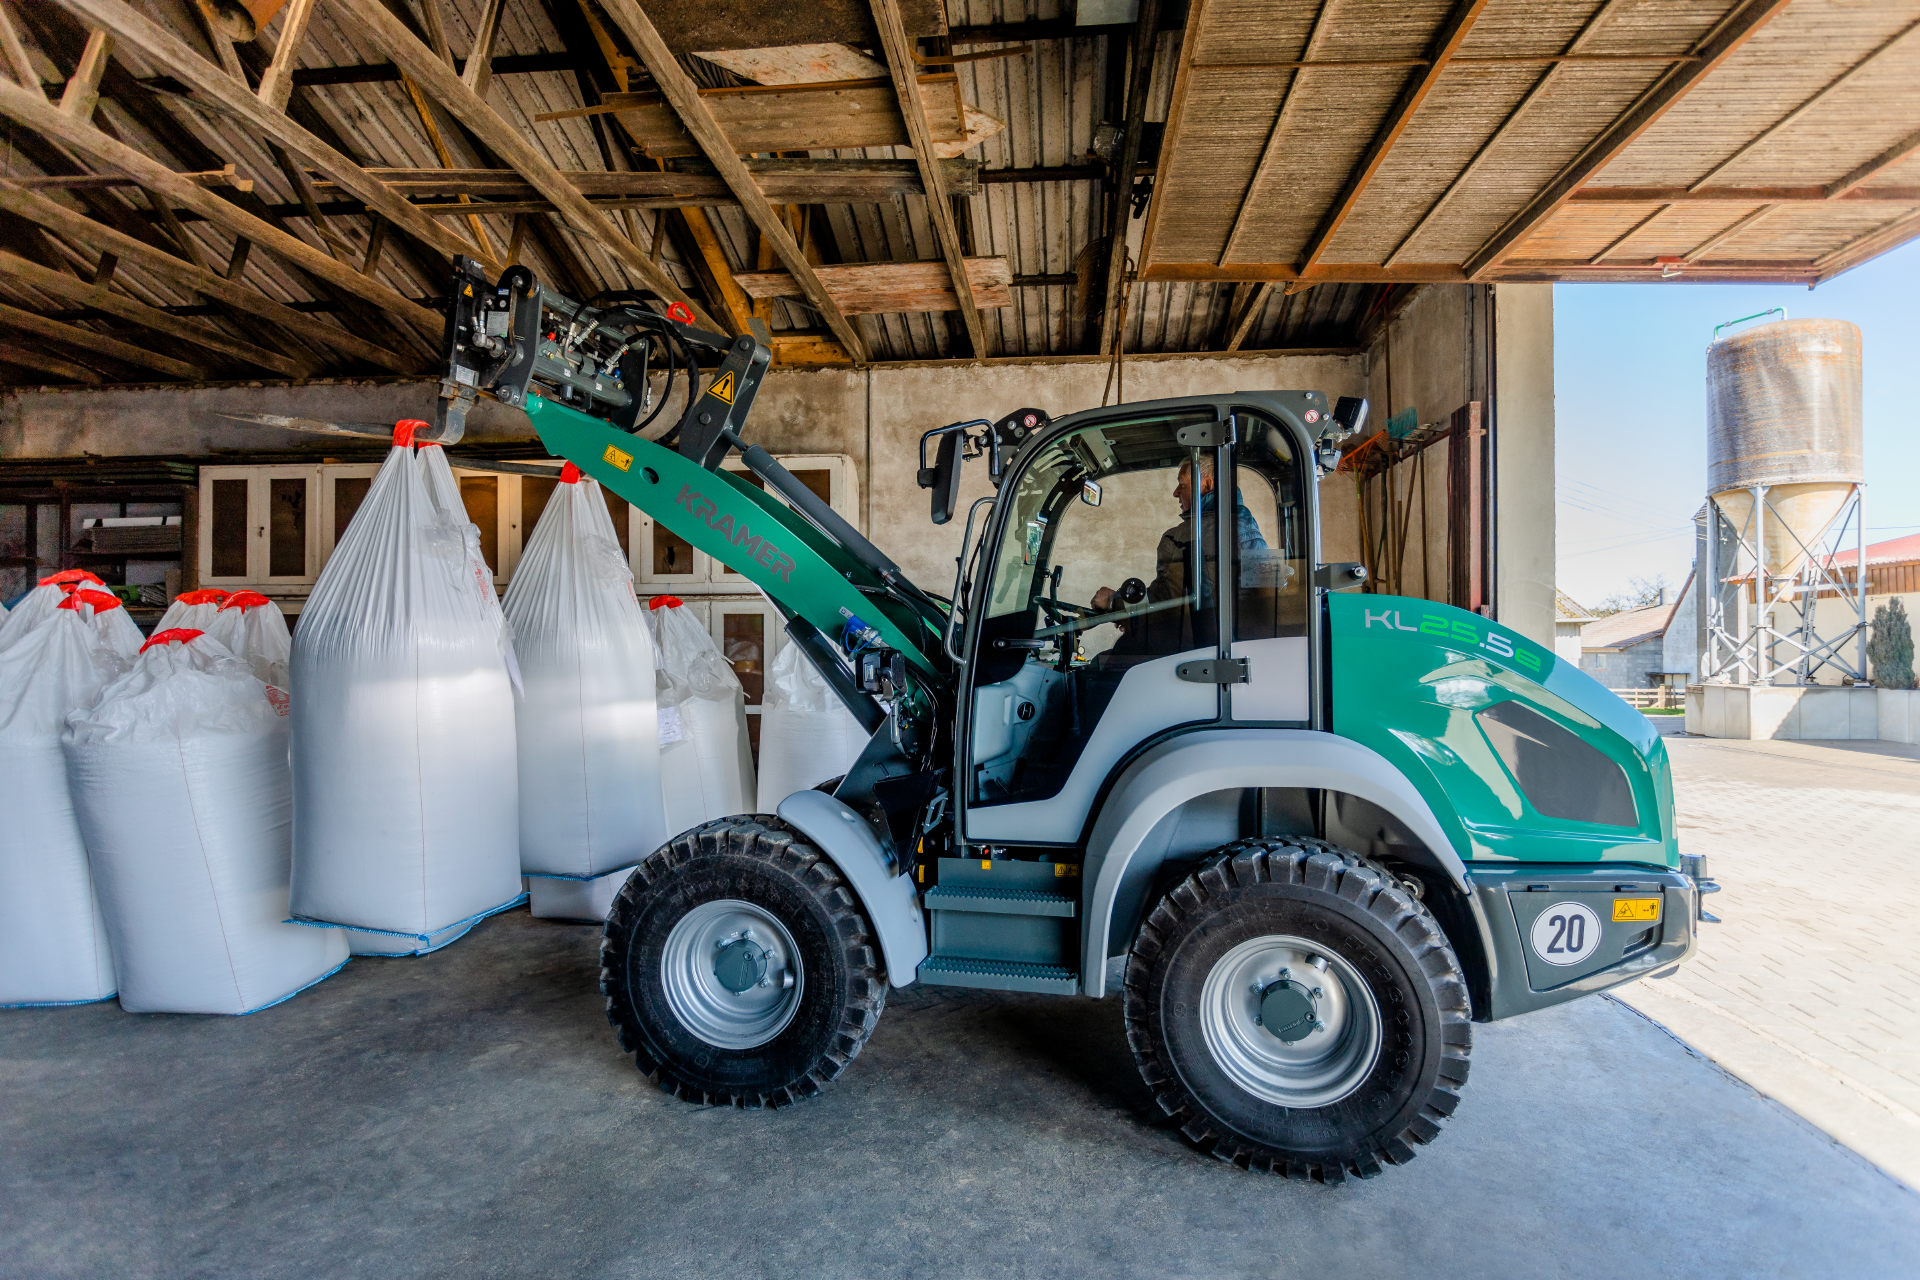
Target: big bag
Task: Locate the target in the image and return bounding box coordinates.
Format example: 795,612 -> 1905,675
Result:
503,464 -> 665,878
153,587 -> 230,636
755,640 -> 869,811
288,422 -> 522,948
65,630 -> 348,1014
0,595 -> 126,1005
204,591 -> 291,689
0,571 -> 143,658
648,596 -> 754,833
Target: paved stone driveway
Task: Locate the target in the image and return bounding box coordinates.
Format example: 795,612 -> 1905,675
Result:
1618,736 -> 1920,1188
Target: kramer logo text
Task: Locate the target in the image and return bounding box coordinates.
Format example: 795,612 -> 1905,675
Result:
674,485 -> 797,582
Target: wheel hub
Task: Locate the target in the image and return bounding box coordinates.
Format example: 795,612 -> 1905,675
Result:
661,900 -> 804,1050
1198,935 -> 1383,1108
1257,978 -> 1320,1043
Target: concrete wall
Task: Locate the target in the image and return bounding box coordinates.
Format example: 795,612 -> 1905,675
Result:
1493,284 -> 1556,648
1580,637 -> 1665,690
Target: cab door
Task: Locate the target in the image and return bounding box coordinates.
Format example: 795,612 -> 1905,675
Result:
957,407 -> 1227,847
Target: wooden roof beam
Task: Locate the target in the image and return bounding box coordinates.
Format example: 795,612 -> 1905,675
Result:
1295,0 -> 1490,274
256,0 -> 321,112
1223,282 -> 1272,353
333,0 -> 714,329
1571,185 -> 1920,203
0,77 -> 446,332
0,298 -> 202,379
871,0 -> 983,357
1465,0 -> 1794,280
0,180 -> 418,372
0,249 -> 313,376
0,1 -> 40,96
1827,127 -> 1920,201
597,0 -> 864,360
0,339 -> 105,383
1814,207 -> 1920,281
50,0 -> 491,270
56,28 -> 109,120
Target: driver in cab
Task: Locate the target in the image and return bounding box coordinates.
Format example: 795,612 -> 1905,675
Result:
1092,456 -> 1265,655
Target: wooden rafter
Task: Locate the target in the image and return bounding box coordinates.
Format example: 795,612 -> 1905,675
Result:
1828,128 -> 1920,201
1688,17 -> 1920,193
0,339 -> 104,383
675,206 -> 755,337
869,0 -> 983,357
1295,0 -> 1490,274
56,27 -> 109,120
1572,185 -> 1920,204
1383,0 -> 1632,268
0,298 -> 202,379
0,249 -> 313,376
1098,0 -> 1160,355
0,180 -> 417,372
1223,282 -> 1271,353
736,257 -> 1012,315
1815,207 -> 1920,278
0,1 -> 39,95
0,77 -> 445,331
1465,0 -> 1795,280
50,0 -> 492,269
331,0 -> 713,327
1208,0 -> 1338,268
1681,204 -> 1779,262
597,0 -> 865,360
256,0 -> 322,113
460,0 -> 507,99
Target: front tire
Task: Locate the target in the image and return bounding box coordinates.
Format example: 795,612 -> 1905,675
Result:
1126,839 -> 1471,1181
601,817 -> 886,1107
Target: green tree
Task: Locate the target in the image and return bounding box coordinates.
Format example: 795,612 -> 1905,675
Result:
1868,597 -> 1916,689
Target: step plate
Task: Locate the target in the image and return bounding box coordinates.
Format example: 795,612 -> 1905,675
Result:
923,886 -> 1076,917
916,956 -> 1079,996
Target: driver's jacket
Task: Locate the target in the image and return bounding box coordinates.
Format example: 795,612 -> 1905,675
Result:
1118,494 -> 1265,655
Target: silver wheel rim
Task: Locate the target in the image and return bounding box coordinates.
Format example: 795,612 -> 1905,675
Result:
661,899 -> 804,1050
1198,934 -> 1382,1108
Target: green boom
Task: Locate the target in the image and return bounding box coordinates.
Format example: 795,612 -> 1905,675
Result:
528,395 -> 938,671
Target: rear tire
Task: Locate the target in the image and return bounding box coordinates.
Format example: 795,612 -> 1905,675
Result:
1125,838 -> 1471,1181
601,817 -> 886,1107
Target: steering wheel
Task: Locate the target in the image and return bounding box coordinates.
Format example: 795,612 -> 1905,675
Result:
1034,593 -> 1092,626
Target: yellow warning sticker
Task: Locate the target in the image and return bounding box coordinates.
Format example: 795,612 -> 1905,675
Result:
981,860 -> 992,871
602,443 -> 633,471
1613,897 -> 1661,922
1054,864 -> 1080,877
707,370 -> 737,404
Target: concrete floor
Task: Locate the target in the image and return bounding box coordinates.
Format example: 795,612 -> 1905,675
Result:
4,911 -> 1918,1279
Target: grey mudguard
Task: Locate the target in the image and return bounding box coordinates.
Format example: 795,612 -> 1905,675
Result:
1079,729 -> 1465,997
777,788 -> 928,989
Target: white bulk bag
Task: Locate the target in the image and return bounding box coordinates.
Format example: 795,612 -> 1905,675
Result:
649,597 -> 754,833
204,591 -> 291,689
0,604 -> 122,1005
528,868 -> 632,923
502,466 -> 666,877
289,424 -> 522,948
64,631 -> 348,1015
0,570 -> 99,651
756,640 -> 869,811
153,588 -> 231,636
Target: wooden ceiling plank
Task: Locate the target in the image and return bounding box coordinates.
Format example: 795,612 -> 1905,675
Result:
1383,0 -> 1636,268
1465,0 -> 1795,280
0,299 -> 202,377
1681,204 -> 1779,262
1098,0 -> 1160,354
1690,17 -> 1920,194
0,249 -> 310,375
1135,0 -> 1206,275
1572,185 -> 1920,203
0,1 -> 40,96
1225,281 -> 1272,353
870,0 -> 983,356
48,0 -> 491,269
0,339 -> 104,382
736,257 -> 1012,313
1814,206 -> 1920,275
256,0 -> 321,113
1142,261 -> 1467,284
331,0 -> 712,328
1587,204 -> 1673,264
1827,127 -> 1920,200
0,179 -> 416,371
57,28 -> 109,120
0,77 -> 445,331
1295,0 -> 1492,274
598,0 -> 864,360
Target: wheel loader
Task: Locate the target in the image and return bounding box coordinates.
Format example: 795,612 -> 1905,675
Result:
431,258 -> 1715,1181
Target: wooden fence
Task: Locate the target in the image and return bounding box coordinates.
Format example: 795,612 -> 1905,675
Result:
1617,686 -> 1683,710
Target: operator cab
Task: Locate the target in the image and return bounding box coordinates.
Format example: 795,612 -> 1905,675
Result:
954,396 -> 1324,849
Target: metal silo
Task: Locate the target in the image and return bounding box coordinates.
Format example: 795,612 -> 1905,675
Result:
1700,312 -> 1868,686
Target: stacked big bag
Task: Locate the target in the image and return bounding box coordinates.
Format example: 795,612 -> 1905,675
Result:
756,640 -> 868,812
65,626 -> 347,1013
648,596 -> 755,837
0,584 -> 139,1006
505,464 -> 667,922
289,421 -> 523,953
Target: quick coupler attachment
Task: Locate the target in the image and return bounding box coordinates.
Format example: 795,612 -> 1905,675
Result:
1680,852 -> 1722,924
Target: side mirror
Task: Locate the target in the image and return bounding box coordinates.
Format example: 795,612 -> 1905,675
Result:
1081,478 -> 1103,507
922,429 -> 964,525
1331,395 -> 1369,439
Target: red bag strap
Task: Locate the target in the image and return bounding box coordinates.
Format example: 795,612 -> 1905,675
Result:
648,595 -> 683,610
560,462 -> 582,484
140,627 -> 203,653
40,569 -> 103,587
393,419 -> 430,448
59,589 -> 123,613
219,590 -> 271,612
176,588 -> 229,606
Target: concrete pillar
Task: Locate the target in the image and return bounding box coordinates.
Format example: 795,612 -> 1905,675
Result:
1493,283 -> 1555,647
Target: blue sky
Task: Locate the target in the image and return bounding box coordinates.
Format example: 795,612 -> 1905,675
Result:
1553,237 -> 1920,608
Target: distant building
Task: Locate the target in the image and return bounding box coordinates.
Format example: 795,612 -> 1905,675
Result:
1554,591 -> 1594,667
1581,576 -> 1696,690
